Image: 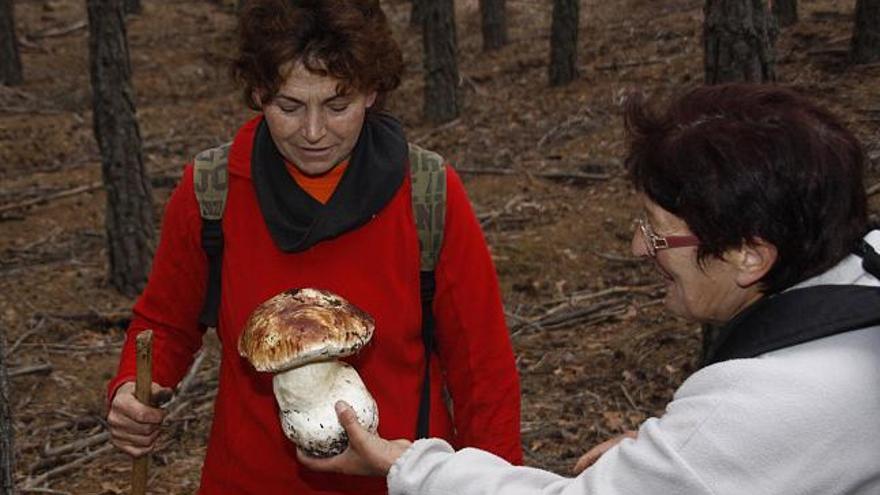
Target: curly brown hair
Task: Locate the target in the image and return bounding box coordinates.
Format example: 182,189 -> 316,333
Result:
231,0 -> 403,110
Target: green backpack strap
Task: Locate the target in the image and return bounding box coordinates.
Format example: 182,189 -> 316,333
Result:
408,142 -> 447,439
408,143 -> 447,271
193,142 -> 231,329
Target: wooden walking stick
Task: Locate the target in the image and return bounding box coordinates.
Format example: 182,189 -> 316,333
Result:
132,330 -> 153,495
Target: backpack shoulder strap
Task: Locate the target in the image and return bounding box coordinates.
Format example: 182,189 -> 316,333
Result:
408,142 -> 446,439
408,142 -> 446,272
193,142 -> 231,329
193,143 -> 231,221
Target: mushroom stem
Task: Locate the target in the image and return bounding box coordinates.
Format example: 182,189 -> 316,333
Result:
272,360 -> 378,457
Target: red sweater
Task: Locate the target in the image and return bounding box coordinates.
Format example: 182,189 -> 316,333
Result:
108,116 -> 522,494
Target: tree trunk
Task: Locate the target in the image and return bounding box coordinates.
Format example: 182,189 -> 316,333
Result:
123,0 -> 142,15
479,0 -> 508,51
87,0 -> 155,297
0,0 -> 22,86
704,0 -> 777,84
410,0 -> 426,29
851,0 -> 880,64
772,0 -> 797,27
422,0 -> 460,124
0,328 -> 15,495
548,0 -> 579,86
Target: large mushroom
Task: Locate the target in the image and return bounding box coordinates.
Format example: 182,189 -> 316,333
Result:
238,288 -> 379,457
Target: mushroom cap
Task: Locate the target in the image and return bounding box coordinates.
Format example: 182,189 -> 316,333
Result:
238,288 -> 375,372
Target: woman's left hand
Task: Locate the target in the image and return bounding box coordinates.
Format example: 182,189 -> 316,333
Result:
572,430 -> 638,474
297,401 -> 412,477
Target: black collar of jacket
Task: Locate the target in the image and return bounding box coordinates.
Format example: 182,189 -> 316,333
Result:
702,284 -> 880,367
703,240 -> 880,366
251,111 -> 407,252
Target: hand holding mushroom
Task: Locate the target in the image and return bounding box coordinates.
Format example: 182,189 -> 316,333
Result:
238,288 -> 379,457
297,400 -> 413,477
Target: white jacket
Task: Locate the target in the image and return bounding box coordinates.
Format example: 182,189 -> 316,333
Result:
388,231 -> 880,495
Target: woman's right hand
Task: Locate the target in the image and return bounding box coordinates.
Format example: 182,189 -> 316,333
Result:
107,381 -> 172,458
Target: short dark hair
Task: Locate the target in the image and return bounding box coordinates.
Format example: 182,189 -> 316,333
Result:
231,0 -> 403,110
625,84 -> 868,293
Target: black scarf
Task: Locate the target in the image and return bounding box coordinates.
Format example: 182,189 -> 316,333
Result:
251,111 -> 407,252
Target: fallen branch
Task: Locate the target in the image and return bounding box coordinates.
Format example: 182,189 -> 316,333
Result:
596,59 -> 664,71
0,182 -> 102,216
0,162 -> 186,217
28,20 -> 87,39
41,432 -> 109,458
23,444 -> 114,488
18,487 -> 72,495
6,318 -> 48,357
8,363 -> 53,379
410,118 -> 462,143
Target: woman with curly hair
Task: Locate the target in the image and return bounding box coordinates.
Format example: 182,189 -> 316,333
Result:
104,1 -> 522,493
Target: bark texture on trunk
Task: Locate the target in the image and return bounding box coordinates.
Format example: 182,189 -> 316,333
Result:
124,0 -> 142,15
480,0 -> 508,51
851,0 -> 880,64
0,328 -> 15,495
410,0 -> 426,29
0,0 -> 22,86
704,0 -> 777,84
772,0 -> 798,27
88,0 -> 155,297
422,0 -> 460,123
549,0 -> 579,86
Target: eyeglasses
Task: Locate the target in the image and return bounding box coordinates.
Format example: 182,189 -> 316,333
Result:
636,216 -> 701,257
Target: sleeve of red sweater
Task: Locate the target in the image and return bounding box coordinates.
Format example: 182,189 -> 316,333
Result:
106,166 -> 207,403
432,166 -> 523,465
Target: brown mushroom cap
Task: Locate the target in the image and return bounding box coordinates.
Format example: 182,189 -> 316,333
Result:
238,288 -> 375,372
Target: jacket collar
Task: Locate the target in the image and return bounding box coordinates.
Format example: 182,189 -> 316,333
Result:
702,231 -> 880,366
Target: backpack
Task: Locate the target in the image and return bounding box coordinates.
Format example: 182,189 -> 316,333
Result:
192,141 -> 446,439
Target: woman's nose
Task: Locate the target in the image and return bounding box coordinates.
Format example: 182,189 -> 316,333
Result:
303,109 -> 327,143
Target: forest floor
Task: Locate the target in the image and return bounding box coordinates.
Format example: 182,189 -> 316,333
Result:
1,0 -> 878,493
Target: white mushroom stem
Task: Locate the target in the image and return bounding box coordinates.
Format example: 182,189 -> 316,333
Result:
272,360 -> 379,458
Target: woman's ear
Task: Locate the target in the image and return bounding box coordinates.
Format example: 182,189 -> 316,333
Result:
733,238 -> 778,288
252,89 -> 264,109
365,91 -> 377,109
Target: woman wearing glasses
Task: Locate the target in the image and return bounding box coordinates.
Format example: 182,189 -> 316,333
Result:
299,84 -> 880,494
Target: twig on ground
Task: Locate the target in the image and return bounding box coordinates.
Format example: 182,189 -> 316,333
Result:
8,363 -> 53,379
23,444 -> 115,488
619,383 -> 644,413
0,182 -> 102,216
28,20 -> 87,39
867,181 -> 880,197
6,318 -> 48,356
41,432 -> 110,459
596,59 -> 664,71
410,118 -> 462,143
507,310 -> 546,338
18,487 -> 72,495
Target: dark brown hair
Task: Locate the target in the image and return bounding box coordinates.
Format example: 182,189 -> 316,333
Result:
625,84 -> 868,293
231,0 -> 403,110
